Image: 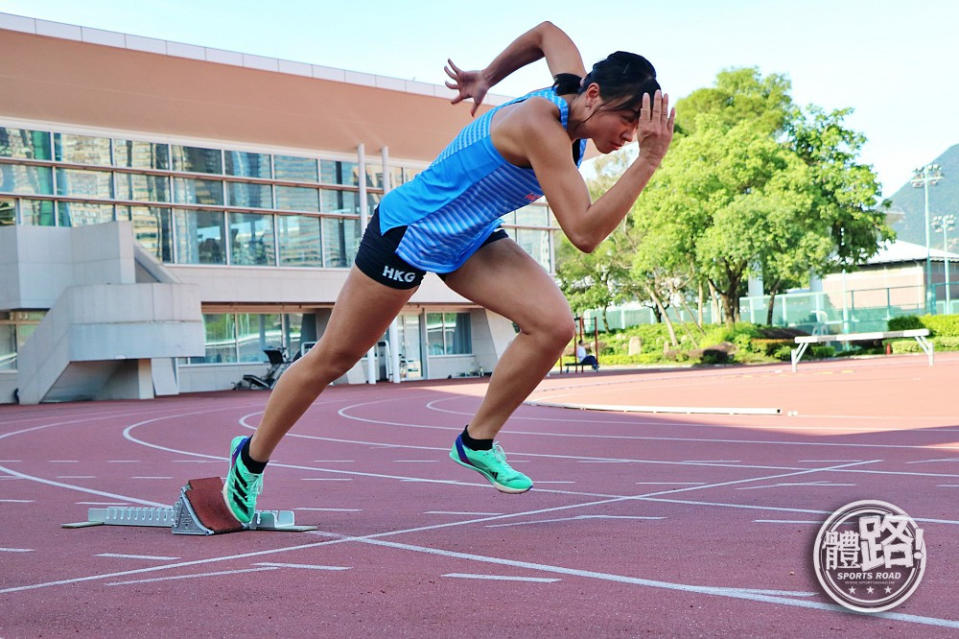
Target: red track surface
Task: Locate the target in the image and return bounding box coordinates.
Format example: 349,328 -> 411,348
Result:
1,353 -> 958,638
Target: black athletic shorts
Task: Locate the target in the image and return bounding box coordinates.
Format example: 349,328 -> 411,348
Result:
354,207 -> 508,290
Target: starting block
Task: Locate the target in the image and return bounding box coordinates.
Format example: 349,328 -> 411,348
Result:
63,476 -> 317,535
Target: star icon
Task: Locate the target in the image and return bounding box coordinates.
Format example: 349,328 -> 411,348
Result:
866,587 -> 874,594
848,587 -> 856,594
885,587 -> 893,594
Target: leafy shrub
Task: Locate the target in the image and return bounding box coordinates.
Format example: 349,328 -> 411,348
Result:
810,345 -> 835,359
888,315 -> 922,331
772,344 -> 794,361
700,348 -> 731,364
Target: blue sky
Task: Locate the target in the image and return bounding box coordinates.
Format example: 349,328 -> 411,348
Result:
2,0 -> 956,197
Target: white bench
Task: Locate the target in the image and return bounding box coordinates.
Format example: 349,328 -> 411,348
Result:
791,329 -> 933,372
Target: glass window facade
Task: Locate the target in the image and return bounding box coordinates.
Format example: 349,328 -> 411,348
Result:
114,139 -> 170,170
116,173 -> 170,203
225,151 -> 272,178
0,126 -> 553,273
171,145 -> 222,174
174,210 -> 226,264
190,313 -> 237,364
0,127 -> 51,160
237,313 -> 282,362
276,185 -> 319,212
0,198 -> 14,225
426,312 -> 472,355
230,212 -> 275,266
54,133 -> 112,165
277,214 -> 322,266
274,155 -> 318,182
1,165 -> 53,195
59,202 -> 115,227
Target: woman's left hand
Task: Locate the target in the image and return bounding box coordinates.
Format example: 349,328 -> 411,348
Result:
445,59 -> 490,117
636,90 -> 676,166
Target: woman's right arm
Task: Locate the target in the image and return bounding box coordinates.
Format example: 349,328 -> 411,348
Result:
446,21 -> 586,115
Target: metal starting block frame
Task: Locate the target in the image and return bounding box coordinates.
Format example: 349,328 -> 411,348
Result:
63,478 -> 316,534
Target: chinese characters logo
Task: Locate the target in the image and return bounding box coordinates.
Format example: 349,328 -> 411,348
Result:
813,500 -> 926,613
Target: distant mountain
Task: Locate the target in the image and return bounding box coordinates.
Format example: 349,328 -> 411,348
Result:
887,144 -> 959,253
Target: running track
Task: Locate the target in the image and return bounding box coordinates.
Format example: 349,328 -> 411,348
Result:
1,353 -> 957,637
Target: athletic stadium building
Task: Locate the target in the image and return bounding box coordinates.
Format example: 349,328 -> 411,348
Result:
0,12 -> 562,404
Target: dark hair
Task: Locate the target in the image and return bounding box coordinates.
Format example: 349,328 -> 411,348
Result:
581,51 -> 659,113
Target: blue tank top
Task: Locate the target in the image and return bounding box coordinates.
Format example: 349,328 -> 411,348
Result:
378,86 -> 587,273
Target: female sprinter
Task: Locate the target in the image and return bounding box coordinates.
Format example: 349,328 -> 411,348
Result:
223,21 -> 675,522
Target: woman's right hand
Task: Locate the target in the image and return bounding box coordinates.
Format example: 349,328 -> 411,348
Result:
445,59 -> 491,117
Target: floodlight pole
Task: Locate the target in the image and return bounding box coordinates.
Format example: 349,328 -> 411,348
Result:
911,164 -> 943,313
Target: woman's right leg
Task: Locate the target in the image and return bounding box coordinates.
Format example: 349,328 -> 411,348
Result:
247,266 -> 416,461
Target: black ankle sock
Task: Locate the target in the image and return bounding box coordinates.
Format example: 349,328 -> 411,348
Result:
241,438 -> 268,474
460,425 -> 493,451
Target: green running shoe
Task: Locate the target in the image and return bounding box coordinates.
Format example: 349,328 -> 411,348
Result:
450,435 -> 532,494
222,436 -> 263,524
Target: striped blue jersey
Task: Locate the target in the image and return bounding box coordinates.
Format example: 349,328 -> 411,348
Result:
378,86 -> 587,273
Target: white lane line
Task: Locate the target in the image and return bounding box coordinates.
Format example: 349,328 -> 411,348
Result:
0,476 -> 24,480
424,511 -> 503,516
0,548 -> 34,552
636,482 -> 705,485
107,460 -> 140,463
313,460 -> 354,463
301,478 -> 353,481
76,501 -> 130,506
754,520 -> 823,525
336,399 -> 959,451
49,460 -> 78,463
56,475 -> 96,479
487,515 -> 665,528
107,566 -> 278,586
683,460 -> 741,464
798,459 -> 863,463
577,460 -> 629,464
349,536 -> 959,630
443,573 -> 560,583
907,458 -> 959,465
254,562 -> 350,571
97,553 -> 181,561
0,459 -> 22,462
131,476 -> 173,480
737,481 -> 857,491
938,484 -> 959,488
294,507 -> 362,512
0,499 -> 34,503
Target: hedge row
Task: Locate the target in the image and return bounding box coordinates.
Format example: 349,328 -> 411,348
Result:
888,314 -> 959,337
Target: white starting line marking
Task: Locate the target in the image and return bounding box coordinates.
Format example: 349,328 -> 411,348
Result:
254,562 -> 351,571
107,566 -> 278,586
0,499 -> 34,503
938,484 -> 959,488
443,573 -> 560,583
131,476 -> 173,480
56,475 -> 96,479
798,459 -> 863,463
754,520 -> 825,525
487,515 -> 665,528
77,501 -> 130,506
97,553 -> 181,561
636,482 -> 706,486
907,458 -> 959,465
424,511 -> 503,516
294,507 -> 362,512
737,481 -> 856,491
107,460 -> 140,463
0,547 -> 34,552
684,460 -> 741,464
48,460 -> 78,463
0,460 -> 22,463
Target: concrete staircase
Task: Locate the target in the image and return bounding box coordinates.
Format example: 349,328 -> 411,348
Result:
2,221 -> 204,404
